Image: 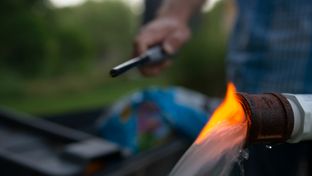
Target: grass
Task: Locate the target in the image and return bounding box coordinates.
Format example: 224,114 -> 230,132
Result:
0,73 -> 168,115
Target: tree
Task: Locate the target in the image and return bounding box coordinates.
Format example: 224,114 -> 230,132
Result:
0,0 -> 56,77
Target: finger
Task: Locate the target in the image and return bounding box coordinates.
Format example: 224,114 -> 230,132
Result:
163,27 -> 191,54
140,66 -> 161,77
134,28 -> 170,56
133,36 -> 148,56
139,60 -> 172,77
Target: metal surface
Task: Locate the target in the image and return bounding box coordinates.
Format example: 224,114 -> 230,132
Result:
237,93 -> 294,143
0,107 -> 121,176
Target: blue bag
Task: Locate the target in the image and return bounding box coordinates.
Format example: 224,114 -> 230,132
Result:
97,87 -> 220,154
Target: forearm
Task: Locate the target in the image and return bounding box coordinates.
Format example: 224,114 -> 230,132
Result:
157,0 -> 207,23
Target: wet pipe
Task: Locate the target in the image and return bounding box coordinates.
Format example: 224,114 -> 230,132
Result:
237,93 -> 312,143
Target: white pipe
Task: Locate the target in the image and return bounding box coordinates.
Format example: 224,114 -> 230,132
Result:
284,94 -> 312,143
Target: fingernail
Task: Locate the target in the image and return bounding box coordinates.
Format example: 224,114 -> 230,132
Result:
163,43 -> 175,54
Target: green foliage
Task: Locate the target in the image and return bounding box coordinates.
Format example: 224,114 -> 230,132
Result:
53,0 -> 137,73
0,0 -> 228,114
0,0 -> 54,77
0,0 -> 137,78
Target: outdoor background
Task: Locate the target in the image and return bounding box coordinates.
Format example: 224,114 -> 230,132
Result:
0,0 -> 234,115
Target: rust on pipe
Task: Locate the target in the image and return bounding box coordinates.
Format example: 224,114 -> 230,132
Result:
237,93 -> 294,143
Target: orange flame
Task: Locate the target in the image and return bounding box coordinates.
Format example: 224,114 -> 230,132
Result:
195,82 -> 246,144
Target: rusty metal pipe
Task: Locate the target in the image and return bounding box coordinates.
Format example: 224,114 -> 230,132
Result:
237,93 -> 294,143
236,92 -> 312,144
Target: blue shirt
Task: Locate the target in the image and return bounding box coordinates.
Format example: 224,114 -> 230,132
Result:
227,0 -> 312,93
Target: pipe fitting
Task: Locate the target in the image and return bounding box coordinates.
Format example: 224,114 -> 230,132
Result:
237,93 -> 294,143
283,94 -> 312,143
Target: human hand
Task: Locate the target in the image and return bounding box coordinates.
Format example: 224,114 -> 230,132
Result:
134,17 -> 191,76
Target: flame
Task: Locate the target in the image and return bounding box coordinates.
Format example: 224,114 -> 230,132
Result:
195,82 -> 246,144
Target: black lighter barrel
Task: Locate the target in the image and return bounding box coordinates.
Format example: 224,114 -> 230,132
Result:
110,45 -> 169,77
110,57 -> 148,77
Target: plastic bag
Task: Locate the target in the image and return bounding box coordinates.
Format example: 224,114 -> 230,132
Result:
97,87 -> 220,154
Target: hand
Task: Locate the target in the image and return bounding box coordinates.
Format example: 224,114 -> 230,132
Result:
134,17 -> 191,76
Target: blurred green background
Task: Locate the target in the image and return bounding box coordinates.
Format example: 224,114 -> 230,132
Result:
0,0 -> 231,115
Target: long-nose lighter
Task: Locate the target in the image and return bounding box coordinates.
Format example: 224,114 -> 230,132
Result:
110,45 -> 169,77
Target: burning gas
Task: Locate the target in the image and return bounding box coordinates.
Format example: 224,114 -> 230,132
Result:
170,82 -> 248,176
195,82 -> 246,144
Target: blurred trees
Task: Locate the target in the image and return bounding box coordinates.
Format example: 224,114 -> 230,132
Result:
53,1 -> 136,75
0,0 -> 54,77
0,0 -> 136,78
0,0 -> 229,113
